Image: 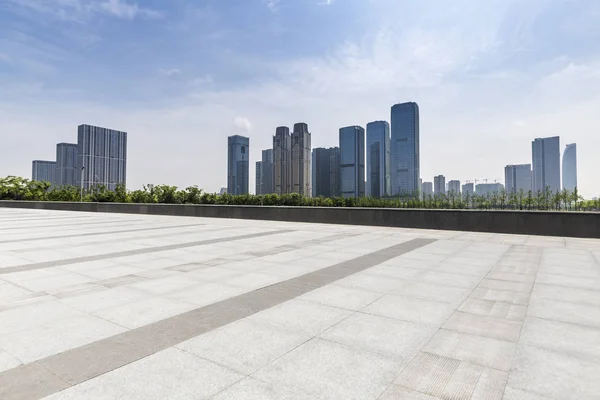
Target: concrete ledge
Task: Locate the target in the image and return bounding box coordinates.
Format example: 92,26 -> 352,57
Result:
0,200 -> 598,238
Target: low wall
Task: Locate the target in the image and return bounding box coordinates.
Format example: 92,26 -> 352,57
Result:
0,201 -> 598,238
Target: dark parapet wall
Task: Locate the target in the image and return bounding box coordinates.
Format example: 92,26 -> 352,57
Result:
0,201 -> 598,238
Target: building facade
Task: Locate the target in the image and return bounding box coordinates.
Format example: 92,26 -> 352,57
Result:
366,121 -> 391,198
532,136 -> 560,193
56,143 -> 77,187
447,180 -> 461,194
273,126 -> 291,195
312,147 -> 340,198
462,183 -> 474,196
476,183 -> 504,196
505,164 -> 532,194
32,160 -> 56,184
339,126 -> 365,198
562,143 -> 577,192
261,149 -> 274,194
433,175 -> 445,195
76,124 -> 127,190
291,123 -> 312,197
255,161 -> 263,195
390,102 -> 420,196
421,181 -> 433,196
227,135 -> 250,195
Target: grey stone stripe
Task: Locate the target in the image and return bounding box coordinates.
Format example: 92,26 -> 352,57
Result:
0,223 -> 206,245
0,229 -> 294,275
0,238 -> 436,400
0,216 -> 90,223
0,219 -> 143,232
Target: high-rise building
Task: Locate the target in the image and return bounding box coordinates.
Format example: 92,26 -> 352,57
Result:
462,183 -> 474,196
273,126 -> 291,195
421,181 -> 433,196
32,160 -> 56,184
390,102 -> 420,196
366,121 -> 391,198
476,183 -> 504,196
505,164 -> 532,194
56,143 -> 77,187
339,126 -> 365,198
227,135 -> 250,195
255,161 -> 263,195
532,136 -> 560,193
562,143 -> 577,192
261,149 -> 274,194
219,187 -> 227,195
447,180 -> 461,194
291,123 -> 311,197
312,147 -> 340,198
434,175 -> 445,195
76,124 -> 127,190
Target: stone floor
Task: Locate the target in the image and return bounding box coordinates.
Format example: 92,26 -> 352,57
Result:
0,208 -> 599,400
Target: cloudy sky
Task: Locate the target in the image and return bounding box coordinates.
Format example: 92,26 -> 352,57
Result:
1,0 -> 599,197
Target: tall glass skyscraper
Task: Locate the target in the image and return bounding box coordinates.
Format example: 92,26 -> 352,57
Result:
255,161 -> 263,195
312,147 -> 340,198
505,164 -> 532,194
273,127 -> 291,195
391,102 -> 420,196
366,121 -> 390,198
532,136 -> 560,193
227,135 -> 250,195
339,126 -> 365,198
434,175 -> 445,195
261,149 -> 274,194
562,143 -> 577,191
32,160 -> 56,184
56,143 -> 77,187
291,123 -> 312,197
76,124 -> 127,190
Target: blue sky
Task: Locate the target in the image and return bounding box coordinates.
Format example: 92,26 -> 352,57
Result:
1,0 -> 600,197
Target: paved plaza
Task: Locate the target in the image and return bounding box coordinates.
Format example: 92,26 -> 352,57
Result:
0,208 -> 599,400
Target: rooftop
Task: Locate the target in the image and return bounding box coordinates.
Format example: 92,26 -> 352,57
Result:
0,208 -> 599,399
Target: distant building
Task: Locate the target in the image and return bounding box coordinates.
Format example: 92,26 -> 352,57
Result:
77,124 -> 127,190
447,180 -> 461,194
532,136 -> 560,193
291,123 -> 311,197
255,161 -> 263,195
476,183 -> 504,196
562,143 -> 577,192
505,164 -> 532,194
56,143 -> 77,187
312,147 -> 340,198
32,160 -> 56,184
219,187 -> 227,195
273,126 -> 291,195
462,183 -> 474,196
421,181 -> 433,196
433,175 -> 445,195
227,135 -> 250,195
390,102 -> 420,196
366,121 -> 391,198
261,149 -> 274,194
339,125 -> 365,198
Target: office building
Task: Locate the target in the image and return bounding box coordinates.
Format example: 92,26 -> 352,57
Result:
273,126 -> 291,195
76,124 -> 127,190
447,180 -> 461,194
261,149 -> 274,194
421,181 -> 433,196
562,143 -> 577,192
532,136 -> 560,193
462,183 -> 474,196
339,125 -> 365,198
255,161 -> 263,195
219,187 -> 227,195
227,135 -> 250,195
505,164 -> 532,194
366,121 -> 391,198
56,143 -> 77,187
476,183 -> 504,196
32,160 -> 56,184
312,147 -> 340,198
291,123 -> 312,197
434,175 -> 445,195
390,102 -> 420,196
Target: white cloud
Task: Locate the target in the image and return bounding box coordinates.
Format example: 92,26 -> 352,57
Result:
234,117 -> 253,132
159,68 -> 181,76
97,0 -> 162,20
267,0 -> 280,12
319,0 -> 334,5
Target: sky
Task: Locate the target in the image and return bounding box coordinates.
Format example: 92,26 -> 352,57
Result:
1,0 -> 599,198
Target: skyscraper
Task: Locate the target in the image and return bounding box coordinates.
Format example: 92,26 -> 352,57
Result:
76,124 -> 127,190
255,161 -> 263,195
312,147 -> 340,198
562,143 -> 577,192
434,175 -> 445,195
390,102 -> 420,196
421,181 -> 433,196
291,123 -> 312,197
32,160 -> 56,184
505,164 -> 532,194
227,135 -> 250,195
261,149 -> 274,194
476,183 -> 504,196
462,183 -> 474,196
447,180 -> 461,194
339,126 -> 365,198
532,136 -> 560,193
56,143 -> 77,187
366,121 -> 391,198
273,126 -> 291,195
